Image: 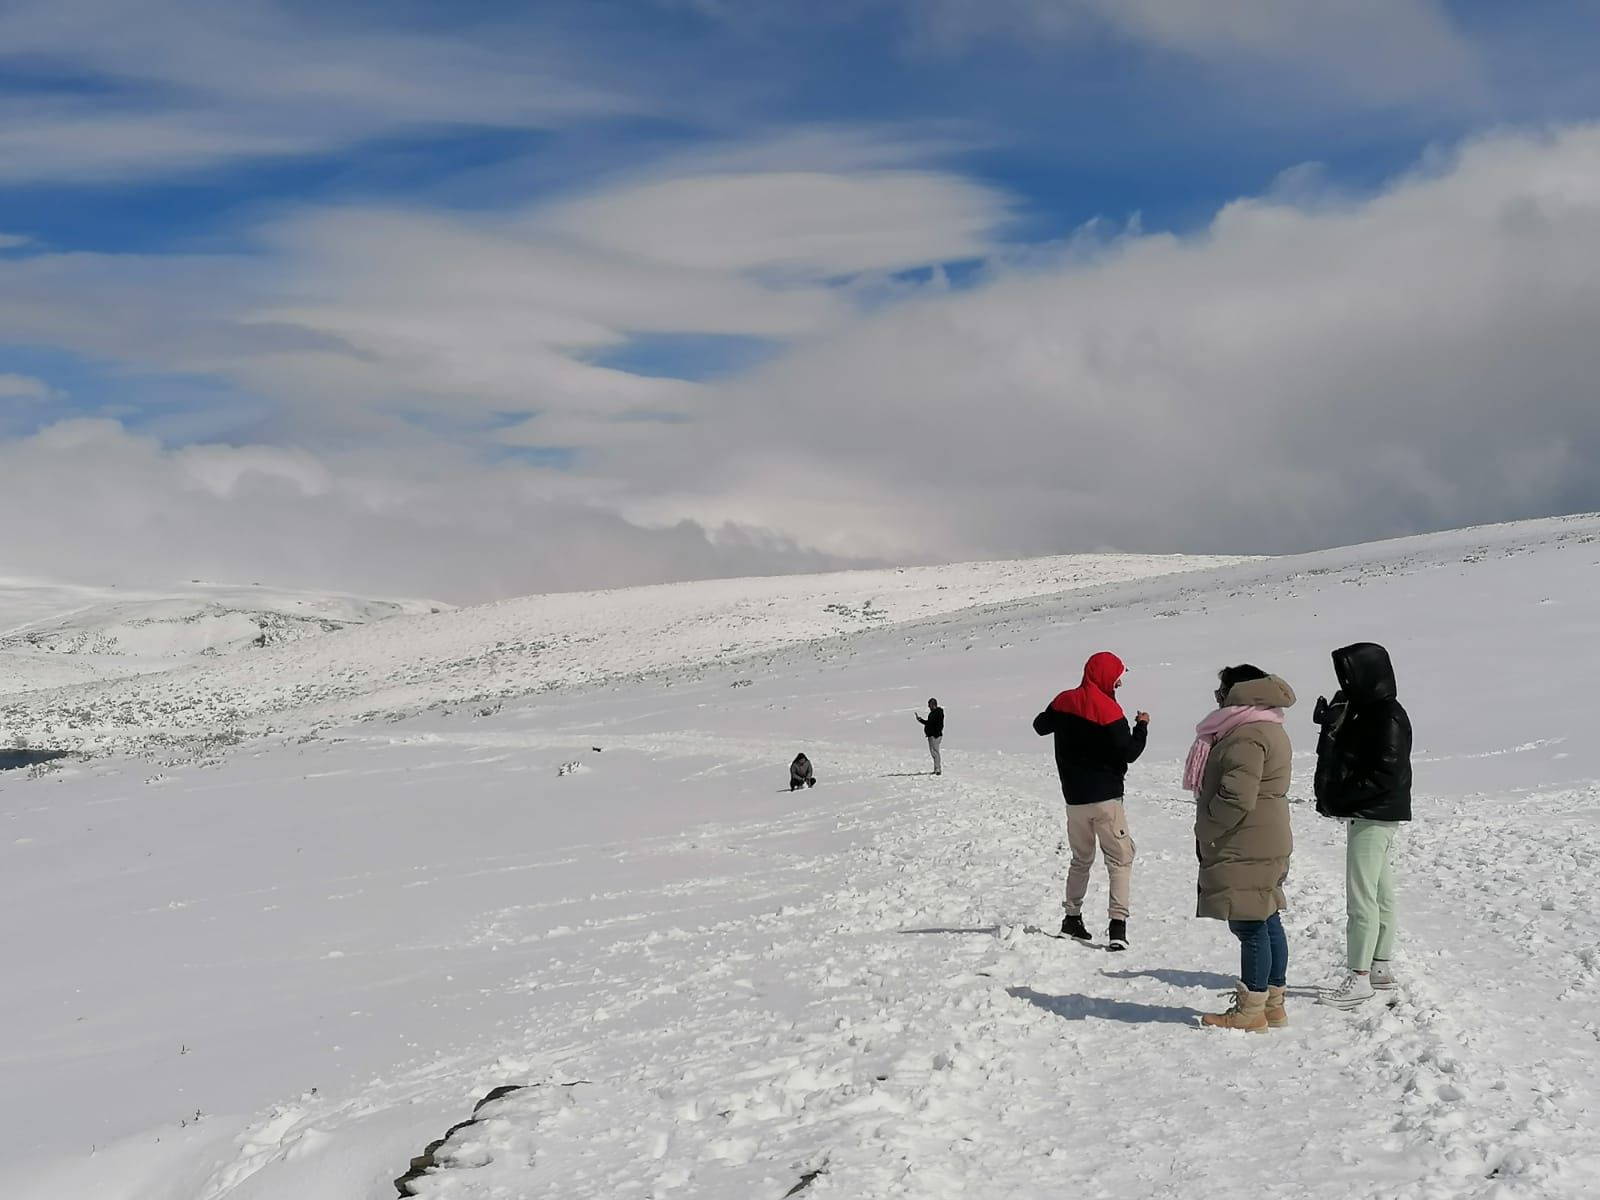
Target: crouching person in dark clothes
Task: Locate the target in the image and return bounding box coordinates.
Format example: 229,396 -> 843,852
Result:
790,753 -> 816,790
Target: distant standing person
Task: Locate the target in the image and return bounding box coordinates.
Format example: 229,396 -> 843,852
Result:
790,753 -> 817,791
1032,652 -> 1149,950
1313,642 -> 1413,1010
1188,664 -> 1297,1032
916,698 -> 945,775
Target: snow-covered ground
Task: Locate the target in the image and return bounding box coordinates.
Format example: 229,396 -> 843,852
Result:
0,553 -> 1240,755
5,518 -> 1600,1199
0,577 -> 443,698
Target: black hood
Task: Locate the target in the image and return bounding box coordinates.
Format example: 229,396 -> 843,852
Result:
1332,642 -> 1397,702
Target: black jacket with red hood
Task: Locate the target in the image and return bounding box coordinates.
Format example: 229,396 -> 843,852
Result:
1032,652 -> 1147,805
1314,642 -> 1413,822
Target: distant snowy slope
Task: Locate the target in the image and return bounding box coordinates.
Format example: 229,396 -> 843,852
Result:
0,577 -> 445,698
0,553 -> 1240,752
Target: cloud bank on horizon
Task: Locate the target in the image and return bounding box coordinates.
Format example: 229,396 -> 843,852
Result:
3,0 -> 1600,601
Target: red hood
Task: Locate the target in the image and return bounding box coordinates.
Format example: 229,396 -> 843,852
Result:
1050,651 -> 1127,725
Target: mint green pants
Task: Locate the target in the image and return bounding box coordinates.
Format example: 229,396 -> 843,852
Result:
1346,819 -> 1399,970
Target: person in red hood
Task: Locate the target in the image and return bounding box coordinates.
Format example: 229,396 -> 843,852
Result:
1033,651 -> 1151,949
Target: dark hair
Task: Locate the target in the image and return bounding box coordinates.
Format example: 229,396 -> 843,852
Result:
1217,664 -> 1269,694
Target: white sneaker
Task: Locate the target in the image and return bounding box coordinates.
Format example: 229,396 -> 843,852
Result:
1318,971 -> 1375,1009
1369,960 -> 1397,991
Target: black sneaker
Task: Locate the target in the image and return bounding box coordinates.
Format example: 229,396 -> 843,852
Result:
1107,919 -> 1128,951
1059,914 -> 1091,941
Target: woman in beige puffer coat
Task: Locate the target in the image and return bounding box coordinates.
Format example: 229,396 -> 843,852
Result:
1185,665 -> 1296,1032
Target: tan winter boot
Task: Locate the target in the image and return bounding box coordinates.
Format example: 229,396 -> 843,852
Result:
1201,982 -> 1268,1032
1265,985 -> 1288,1029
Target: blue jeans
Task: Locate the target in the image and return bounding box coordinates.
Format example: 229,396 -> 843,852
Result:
1227,912 -> 1287,992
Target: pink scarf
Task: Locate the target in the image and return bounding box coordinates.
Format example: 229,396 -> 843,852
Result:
1183,706 -> 1285,795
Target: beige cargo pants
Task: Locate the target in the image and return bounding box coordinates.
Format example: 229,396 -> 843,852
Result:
1062,799 -> 1135,921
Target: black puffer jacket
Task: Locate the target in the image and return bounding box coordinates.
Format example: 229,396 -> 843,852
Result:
1314,642 -> 1413,822
1033,705 -> 1147,805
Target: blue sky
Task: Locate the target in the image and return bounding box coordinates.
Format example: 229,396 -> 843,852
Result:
6,1 -> 1600,597
8,0 -> 1591,260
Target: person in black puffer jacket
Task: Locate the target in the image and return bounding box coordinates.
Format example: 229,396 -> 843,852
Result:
915,698 -> 945,775
1033,651 -> 1150,949
1312,641 -> 1413,1010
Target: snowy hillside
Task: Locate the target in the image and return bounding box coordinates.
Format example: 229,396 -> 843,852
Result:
0,552 -> 1241,755
0,577 -> 443,698
5,516 -> 1600,1200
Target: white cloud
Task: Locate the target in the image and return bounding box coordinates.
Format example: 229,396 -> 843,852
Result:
0,374 -> 54,401
633,124 -> 1600,561
0,0 -> 1492,190
230,168 -> 993,440
536,170 -> 1009,276
0,111 -> 311,184
0,155 -> 1011,446
662,0 -> 1480,110
0,0 -> 636,182
0,148 -> 1011,595
903,0 -> 1478,105
0,420 -> 863,600
9,125 -> 1600,596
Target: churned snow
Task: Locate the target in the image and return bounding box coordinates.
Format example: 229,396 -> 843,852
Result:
4,519 -> 1600,1199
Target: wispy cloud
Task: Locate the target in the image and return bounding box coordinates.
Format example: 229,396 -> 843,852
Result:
0,0 -> 637,183
660,0 -> 1481,111
0,373 -> 55,401
904,0 -> 1477,101
535,169 -> 1007,276
0,143 -> 1012,449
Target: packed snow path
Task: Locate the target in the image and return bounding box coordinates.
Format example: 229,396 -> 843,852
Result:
6,515 -> 1600,1198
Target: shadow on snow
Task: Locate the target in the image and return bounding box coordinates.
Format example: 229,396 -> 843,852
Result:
898,926 -> 1002,936
0,749 -> 70,771
1007,986 -> 1203,1026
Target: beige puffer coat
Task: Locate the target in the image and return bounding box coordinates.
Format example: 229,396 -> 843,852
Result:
1195,675 -> 1296,921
